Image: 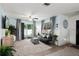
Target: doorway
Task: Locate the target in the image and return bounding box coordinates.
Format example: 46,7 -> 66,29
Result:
21,23 -> 24,39
76,20 -> 79,45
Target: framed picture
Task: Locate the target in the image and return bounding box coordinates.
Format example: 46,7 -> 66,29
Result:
44,22 -> 51,29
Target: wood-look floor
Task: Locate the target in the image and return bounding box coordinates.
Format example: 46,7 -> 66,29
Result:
13,39 -> 71,56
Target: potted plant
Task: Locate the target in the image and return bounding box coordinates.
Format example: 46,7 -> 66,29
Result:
0,46 -> 16,56
8,25 -> 16,35
3,25 -> 16,46
5,30 -> 10,36
8,25 -> 16,42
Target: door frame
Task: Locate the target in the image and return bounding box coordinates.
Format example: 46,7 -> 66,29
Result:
76,20 -> 79,45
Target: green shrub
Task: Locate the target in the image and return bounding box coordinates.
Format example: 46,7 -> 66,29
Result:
5,30 -> 10,36
8,25 -> 16,35
0,46 -> 16,56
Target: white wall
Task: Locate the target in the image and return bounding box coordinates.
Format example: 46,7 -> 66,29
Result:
68,15 -> 79,44
54,15 -> 70,46
55,14 -> 79,46
0,6 -> 6,45
0,11 -> 2,46
6,17 -> 16,28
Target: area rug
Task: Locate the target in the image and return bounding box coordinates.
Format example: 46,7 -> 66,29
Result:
13,39 -> 52,56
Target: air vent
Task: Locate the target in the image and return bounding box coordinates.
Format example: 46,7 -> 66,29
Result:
43,3 -> 51,6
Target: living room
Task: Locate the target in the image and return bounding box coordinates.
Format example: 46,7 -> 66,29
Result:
0,3 -> 79,56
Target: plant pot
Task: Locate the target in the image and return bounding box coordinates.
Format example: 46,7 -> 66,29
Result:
2,36 -> 14,46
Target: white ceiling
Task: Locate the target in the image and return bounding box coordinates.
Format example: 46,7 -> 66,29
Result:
0,3 -> 79,20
